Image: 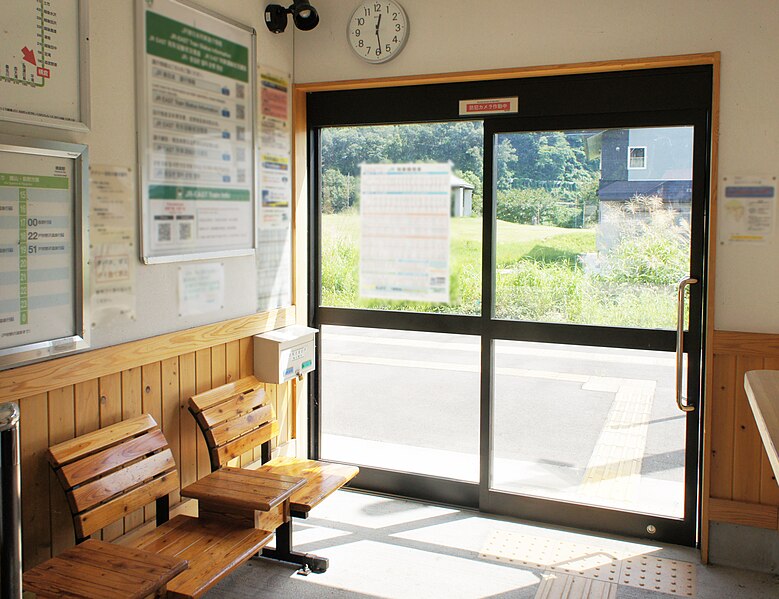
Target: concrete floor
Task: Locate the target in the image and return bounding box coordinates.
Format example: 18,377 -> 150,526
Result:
208,490 -> 779,599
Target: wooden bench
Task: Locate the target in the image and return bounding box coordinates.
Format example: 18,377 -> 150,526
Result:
189,375 -> 359,573
46,414 -> 277,599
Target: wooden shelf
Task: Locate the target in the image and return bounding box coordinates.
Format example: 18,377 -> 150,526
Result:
743,370 -> 779,482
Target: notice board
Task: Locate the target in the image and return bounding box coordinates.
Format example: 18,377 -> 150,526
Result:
0,136 -> 89,368
136,0 -> 257,264
0,0 -> 90,131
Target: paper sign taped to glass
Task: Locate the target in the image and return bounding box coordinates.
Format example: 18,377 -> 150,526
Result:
359,162 -> 451,303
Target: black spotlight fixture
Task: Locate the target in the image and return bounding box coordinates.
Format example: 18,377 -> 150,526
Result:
265,0 -> 319,33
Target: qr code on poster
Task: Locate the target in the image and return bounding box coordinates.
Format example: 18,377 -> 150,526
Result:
179,222 -> 192,241
236,84 -> 245,100
157,222 -> 172,242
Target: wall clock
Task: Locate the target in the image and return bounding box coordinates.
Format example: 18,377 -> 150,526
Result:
348,1 -> 409,64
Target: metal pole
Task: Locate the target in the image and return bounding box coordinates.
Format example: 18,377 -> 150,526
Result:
0,403 -> 22,599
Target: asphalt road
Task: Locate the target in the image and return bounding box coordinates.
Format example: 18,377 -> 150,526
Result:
319,325 -> 687,486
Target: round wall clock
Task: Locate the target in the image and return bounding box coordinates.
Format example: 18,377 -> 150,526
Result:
347,1 -> 409,64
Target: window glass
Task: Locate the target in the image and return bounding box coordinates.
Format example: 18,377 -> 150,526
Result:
320,122 -> 483,315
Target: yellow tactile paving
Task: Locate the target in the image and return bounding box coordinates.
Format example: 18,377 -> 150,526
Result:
578,382 -> 655,504
480,530 -> 697,598
620,555 -> 696,597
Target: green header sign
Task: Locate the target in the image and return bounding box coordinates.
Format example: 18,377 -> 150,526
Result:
146,11 -> 249,83
0,173 -> 69,189
148,185 -> 250,201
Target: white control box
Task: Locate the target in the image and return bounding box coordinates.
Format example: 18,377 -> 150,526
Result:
253,325 -> 318,384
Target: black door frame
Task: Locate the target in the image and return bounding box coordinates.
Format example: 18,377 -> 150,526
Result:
306,65 -> 713,546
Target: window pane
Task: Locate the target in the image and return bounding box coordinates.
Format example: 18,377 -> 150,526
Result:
494,127 -> 693,329
320,123 -> 483,315
491,340 -> 686,519
320,325 -> 480,482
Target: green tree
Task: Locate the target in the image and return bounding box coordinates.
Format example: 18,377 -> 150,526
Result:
321,169 -> 357,213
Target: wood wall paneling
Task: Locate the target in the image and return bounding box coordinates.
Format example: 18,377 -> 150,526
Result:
707,331 -> 779,535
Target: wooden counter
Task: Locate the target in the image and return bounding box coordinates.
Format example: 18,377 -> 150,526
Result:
744,370 -> 779,481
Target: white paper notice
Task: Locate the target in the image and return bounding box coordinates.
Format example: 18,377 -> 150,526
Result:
178,262 -> 224,316
720,176 -> 777,243
90,166 -> 136,325
360,163 -> 451,303
257,66 -> 292,310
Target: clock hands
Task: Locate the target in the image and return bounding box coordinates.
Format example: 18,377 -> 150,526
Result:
375,13 -> 382,49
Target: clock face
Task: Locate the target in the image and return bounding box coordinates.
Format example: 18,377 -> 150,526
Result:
348,1 -> 409,64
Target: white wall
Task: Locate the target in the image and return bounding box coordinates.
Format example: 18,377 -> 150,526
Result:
0,0 -> 293,349
294,0 -> 779,333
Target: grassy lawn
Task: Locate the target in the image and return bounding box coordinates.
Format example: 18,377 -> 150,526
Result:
321,213 -> 678,329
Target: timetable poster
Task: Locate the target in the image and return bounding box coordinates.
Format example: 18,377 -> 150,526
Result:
359,163 -> 451,303
0,151 -> 74,350
140,1 -> 255,261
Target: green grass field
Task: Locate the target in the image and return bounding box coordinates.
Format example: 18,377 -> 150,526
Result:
321,214 -> 678,329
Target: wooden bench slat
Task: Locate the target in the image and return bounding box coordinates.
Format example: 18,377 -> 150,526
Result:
199,388 -> 267,429
58,429 -> 169,489
214,420 -> 279,466
67,538 -> 187,580
189,377 -> 263,414
24,553 -> 168,599
260,457 -> 359,512
48,414 -> 157,468
208,404 -> 274,448
75,470 -> 179,538
130,515 -> 273,599
70,449 -> 176,513
170,527 -> 272,599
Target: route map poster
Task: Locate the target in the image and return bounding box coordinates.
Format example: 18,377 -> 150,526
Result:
0,147 -> 79,358
0,0 -> 88,130
138,0 -> 256,263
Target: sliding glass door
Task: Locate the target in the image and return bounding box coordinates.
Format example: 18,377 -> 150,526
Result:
308,66 -> 712,544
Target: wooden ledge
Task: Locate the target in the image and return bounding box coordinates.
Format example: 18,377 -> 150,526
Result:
0,306 -> 296,404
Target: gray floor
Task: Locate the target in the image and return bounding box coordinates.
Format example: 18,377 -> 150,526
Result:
208,490 -> 779,599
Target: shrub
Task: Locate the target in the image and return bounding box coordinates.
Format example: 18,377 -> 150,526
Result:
600,195 -> 690,285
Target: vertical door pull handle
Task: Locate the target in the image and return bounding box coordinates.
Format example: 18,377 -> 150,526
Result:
676,277 -> 697,413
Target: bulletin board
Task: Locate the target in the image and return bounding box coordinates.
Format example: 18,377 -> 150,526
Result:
0,0 -> 90,131
136,0 -> 257,264
0,136 -> 89,368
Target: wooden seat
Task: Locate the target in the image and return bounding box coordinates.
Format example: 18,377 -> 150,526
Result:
47,414 -> 274,599
188,376 -> 359,572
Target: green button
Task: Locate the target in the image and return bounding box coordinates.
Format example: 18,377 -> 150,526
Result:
302,360 -> 312,368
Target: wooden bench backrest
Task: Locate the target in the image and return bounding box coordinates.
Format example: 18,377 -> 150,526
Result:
48,414 -> 179,540
188,376 -> 278,471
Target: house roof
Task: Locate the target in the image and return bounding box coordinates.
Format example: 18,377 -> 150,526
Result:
598,180 -> 692,201
451,175 -> 475,190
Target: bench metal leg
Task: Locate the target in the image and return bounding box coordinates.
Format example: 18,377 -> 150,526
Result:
261,521 -> 329,573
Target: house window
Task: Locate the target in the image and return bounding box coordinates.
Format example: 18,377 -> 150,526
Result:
628,146 -> 647,169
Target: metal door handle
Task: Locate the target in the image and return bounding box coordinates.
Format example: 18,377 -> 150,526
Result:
676,277 -> 697,413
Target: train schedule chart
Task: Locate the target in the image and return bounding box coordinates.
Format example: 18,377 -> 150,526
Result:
0,138 -> 89,367
0,0 -> 88,130
138,0 -> 256,263
360,163 -> 452,303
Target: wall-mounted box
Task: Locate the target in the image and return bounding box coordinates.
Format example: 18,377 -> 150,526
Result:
254,325 -> 318,384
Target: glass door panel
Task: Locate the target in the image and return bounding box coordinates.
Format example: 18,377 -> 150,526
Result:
492,340 -> 686,518
320,122 -> 483,316
494,127 -> 693,329
321,325 -> 480,482
486,123 -> 702,538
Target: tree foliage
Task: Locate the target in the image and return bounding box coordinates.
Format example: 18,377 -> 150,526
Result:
320,123 -> 602,226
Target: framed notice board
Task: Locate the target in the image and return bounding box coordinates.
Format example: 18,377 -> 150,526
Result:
0,136 -> 89,369
136,0 -> 257,264
0,0 -> 91,131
